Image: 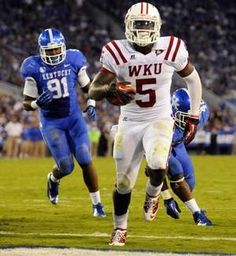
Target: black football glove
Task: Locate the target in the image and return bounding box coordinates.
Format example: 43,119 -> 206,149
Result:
183,115 -> 199,145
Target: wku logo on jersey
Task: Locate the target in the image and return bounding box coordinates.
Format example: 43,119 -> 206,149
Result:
128,63 -> 162,77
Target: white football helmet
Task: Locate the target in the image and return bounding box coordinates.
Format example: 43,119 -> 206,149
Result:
125,2 -> 162,47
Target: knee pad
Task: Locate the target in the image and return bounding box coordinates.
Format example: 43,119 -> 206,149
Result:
116,175 -> 132,194
58,156 -> 74,175
146,167 -> 166,187
169,174 -> 185,189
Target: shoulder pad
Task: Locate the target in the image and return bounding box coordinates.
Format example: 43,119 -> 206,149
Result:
20,56 -> 39,79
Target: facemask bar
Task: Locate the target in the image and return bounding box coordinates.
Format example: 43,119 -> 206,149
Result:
40,44 -> 66,65
173,111 -> 190,130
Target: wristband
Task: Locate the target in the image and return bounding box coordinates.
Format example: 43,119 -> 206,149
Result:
30,100 -> 39,109
87,99 -> 96,107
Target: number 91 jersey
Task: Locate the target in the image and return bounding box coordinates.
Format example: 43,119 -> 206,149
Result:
20,49 -> 87,119
100,37 -> 189,122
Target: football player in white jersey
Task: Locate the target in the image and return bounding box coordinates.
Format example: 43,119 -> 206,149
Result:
89,2 -> 202,246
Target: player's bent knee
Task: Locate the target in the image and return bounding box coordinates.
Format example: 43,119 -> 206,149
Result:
116,175 -> 133,194
58,157 -> 74,175
147,167 -> 166,186
169,175 -> 185,189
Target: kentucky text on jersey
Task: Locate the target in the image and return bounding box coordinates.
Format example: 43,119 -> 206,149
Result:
42,69 -> 71,80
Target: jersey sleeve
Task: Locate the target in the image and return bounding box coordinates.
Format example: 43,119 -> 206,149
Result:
99,43 -> 117,74
20,57 -> 37,80
20,57 -> 39,97
164,36 -> 189,72
68,49 -> 88,74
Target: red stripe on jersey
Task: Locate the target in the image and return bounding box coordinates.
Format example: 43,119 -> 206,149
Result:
111,40 -> 127,64
105,44 -> 120,65
141,2 -> 144,14
146,2 -> 149,14
171,38 -> 181,61
164,36 -> 174,60
100,67 -> 115,74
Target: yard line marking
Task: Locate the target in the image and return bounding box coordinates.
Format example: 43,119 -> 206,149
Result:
0,231 -> 235,241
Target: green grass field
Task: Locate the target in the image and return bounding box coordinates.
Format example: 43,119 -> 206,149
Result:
0,156 -> 236,254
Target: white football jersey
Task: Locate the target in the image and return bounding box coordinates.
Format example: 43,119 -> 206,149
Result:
100,36 -> 189,122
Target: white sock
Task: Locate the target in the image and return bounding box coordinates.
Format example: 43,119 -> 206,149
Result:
114,212 -> 128,230
161,189 -> 173,200
90,191 -> 101,205
184,198 -> 200,214
146,181 -> 163,197
50,173 -> 60,183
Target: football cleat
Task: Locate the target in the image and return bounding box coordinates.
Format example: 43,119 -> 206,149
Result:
93,203 -> 106,217
47,172 -> 59,204
143,193 -> 160,221
109,228 -> 127,246
164,198 -> 181,219
193,210 -> 213,226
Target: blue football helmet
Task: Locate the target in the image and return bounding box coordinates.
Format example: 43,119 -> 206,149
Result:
38,28 -> 66,65
171,88 -> 191,130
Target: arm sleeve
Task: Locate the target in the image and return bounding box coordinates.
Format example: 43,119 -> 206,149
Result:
20,57 -> 39,98
77,67 -> 90,88
23,77 -> 38,98
182,68 -> 202,116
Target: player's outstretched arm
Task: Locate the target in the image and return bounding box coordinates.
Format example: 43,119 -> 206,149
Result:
89,71 -> 116,101
177,63 -> 202,145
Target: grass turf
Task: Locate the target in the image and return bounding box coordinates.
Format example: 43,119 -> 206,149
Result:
0,156 -> 235,254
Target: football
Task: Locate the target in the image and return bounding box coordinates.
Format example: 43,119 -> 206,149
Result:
106,82 -> 135,106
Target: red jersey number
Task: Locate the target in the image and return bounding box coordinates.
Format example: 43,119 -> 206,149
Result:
136,78 -> 156,107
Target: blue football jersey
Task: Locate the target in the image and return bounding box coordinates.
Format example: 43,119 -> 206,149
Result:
21,49 -> 88,119
172,101 -> 210,145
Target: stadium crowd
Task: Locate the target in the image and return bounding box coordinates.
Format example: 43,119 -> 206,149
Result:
0,0 -> 235,157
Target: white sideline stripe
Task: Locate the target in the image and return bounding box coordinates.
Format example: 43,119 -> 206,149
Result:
1,231 -> 236,241
0,248 -> 218,256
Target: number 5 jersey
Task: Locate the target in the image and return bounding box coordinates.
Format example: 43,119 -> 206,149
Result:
100,36 -> 189,122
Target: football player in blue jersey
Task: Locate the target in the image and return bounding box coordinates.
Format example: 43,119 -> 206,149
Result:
21,28 -> 105,217
160,88 -> 212,225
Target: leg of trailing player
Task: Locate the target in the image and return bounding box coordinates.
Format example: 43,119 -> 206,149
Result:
168,143 -> 212,225
42,116 -> 105,217
145,167 -> 181,219
161,178 -> 181,219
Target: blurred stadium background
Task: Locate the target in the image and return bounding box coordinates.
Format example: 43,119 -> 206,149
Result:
0,0 -> 235,158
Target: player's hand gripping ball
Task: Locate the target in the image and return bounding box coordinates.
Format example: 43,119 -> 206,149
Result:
106,82 -> 135,106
